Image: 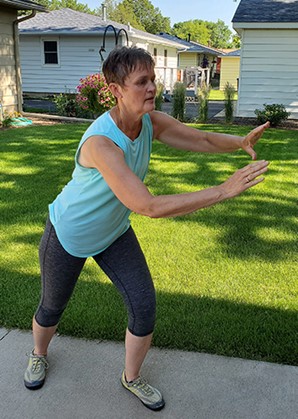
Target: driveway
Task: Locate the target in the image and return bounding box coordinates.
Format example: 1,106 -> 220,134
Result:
162,100 -> 224,120
23,99 -> 224,121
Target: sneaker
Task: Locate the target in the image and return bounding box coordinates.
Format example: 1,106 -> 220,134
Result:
24,350 -> 49,390
120,370 -> 165,411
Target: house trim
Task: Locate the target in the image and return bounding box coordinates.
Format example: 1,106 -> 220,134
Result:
233,22 -> 298,30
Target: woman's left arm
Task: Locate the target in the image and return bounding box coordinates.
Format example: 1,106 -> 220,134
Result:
150,111 -> 270,160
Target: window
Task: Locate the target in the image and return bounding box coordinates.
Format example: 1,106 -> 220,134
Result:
153,48 -> 157,63
43,40 -> 59,65
164,49 -> 167,67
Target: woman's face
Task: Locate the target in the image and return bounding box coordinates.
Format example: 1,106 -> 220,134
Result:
119,64 -> 156,115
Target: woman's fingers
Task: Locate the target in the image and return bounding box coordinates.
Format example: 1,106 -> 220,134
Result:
248,122 -> 270,141
242,122 -> 270,159
241,160 -> 269,183
219,160 -> 269,198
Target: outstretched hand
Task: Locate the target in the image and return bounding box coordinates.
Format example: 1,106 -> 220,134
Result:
241,122 -> 270,160
219,160 -> 269,199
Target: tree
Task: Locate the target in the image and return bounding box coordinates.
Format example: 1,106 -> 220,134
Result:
172,19 -> 235,48
109,2 -> 145,30
35,0 -> 92,13
172,20 -> 210,45
113,0 -> 171,34
205,19 -> 233,49
94,0 -> 118,19
231,34 -> 241,49
104,0 -> 119,17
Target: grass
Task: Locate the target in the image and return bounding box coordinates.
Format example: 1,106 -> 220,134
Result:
209,89 -> 238,101
0,123 -> 297,365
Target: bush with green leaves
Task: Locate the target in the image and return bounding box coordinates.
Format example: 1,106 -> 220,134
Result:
254,103 -> 291,127
172,82 -> 186,121
224,82 -> 236,124
53,93 -> 91,118
76,73 -> 116,118
198,81 -> 211,123
155,81 -> 164,111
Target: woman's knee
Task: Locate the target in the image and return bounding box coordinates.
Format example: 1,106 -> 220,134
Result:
34,305 -> 65,328
128,297 -> 156,337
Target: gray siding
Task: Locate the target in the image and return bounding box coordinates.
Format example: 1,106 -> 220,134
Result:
237,29 -> 298,119
20,35 -> 179,94
19,35 -> 117,93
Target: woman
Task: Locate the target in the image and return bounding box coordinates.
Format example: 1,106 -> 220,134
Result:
24,46 -> 269,411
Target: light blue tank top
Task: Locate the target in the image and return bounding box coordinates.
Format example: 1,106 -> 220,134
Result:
49,111 -> 153,257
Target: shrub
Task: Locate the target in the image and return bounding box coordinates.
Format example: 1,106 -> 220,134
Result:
76,73 -> 116,118
224,82 -> 236,124
53,93 -> 91,118
254,103 -> 291,127
172,82 -> 186,121
155,81 -> 164,111
198,81 -> 211,123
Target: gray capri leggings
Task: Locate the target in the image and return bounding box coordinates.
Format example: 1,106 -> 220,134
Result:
35,218 -> 156,337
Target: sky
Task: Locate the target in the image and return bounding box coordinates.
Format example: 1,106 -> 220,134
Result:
84,0 -> 240,30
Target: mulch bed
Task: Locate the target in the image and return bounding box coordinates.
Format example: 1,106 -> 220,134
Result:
211,116 -> 298,130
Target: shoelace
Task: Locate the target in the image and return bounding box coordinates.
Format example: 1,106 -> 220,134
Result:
131,377 -> 154,396
31,356 -> 48,373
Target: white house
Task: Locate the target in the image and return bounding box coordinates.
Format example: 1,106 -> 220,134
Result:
233,0 -> 298,119
18,8 -> 184,95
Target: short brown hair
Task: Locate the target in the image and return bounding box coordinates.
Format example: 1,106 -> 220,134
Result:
102,46 -> 155,86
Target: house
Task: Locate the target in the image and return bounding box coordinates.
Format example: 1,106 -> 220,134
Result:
219,49 -> 240,91
158,33 -> 221,75
159,32 -> 221,91
232,0 -> 298,119
18,8 -> 185,95
0,0 -> 46,116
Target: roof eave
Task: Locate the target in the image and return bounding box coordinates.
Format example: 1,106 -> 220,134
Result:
221,55 -> 240,59
129,33 -> 186,48
0,0 -> 46,11
20,29 -> 186,48
233,22 -> 298,30
20,30 -> 113,35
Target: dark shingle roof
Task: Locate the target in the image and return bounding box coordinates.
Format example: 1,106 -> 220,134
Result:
233,0 -> 298,23
225,49 -> 241,57
19,7 -> 110,33
18,8 -> 183,48
0,0 -> 46,11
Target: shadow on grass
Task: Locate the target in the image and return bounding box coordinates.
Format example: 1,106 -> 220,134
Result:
0,124 -> 88,225
0,265 -> 297,366
0,124 -> 297,365
147,139 -> 297,262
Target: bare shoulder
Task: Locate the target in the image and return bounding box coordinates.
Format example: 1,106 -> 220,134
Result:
83,135 -> 123,152
149,110 -> 175,124
149,111 -> 181,139
80,135 -> 123,168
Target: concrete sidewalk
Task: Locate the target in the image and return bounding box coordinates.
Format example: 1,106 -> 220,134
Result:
0,328 -> 297,419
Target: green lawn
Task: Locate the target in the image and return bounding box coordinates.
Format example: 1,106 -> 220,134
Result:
209,89 -> 238,101
0,122 -> 297,365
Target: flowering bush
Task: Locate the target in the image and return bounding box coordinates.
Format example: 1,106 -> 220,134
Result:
76,73 -> 116,117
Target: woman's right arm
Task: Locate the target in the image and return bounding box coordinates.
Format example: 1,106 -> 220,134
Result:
79,135 -> 269,219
